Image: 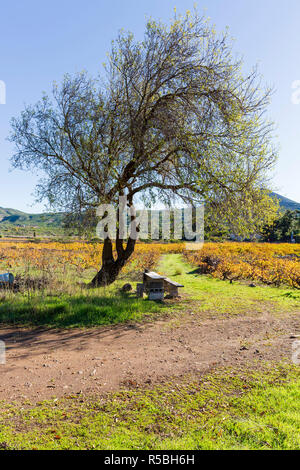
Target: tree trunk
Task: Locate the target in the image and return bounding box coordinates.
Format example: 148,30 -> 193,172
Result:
90,235 -> 136,287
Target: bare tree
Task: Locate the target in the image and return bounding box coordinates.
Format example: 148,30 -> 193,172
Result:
10,11 -> 277,285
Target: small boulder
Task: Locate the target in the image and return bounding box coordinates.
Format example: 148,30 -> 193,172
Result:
121,283 -> 132,293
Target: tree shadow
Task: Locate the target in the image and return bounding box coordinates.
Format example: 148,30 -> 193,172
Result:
0,293 -> 170,366
0,293 -> 167,330
187,267 -> 202,275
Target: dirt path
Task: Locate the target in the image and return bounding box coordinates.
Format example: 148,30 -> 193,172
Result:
1,311 -> 299,402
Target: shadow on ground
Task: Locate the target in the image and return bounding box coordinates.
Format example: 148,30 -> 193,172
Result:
0,293 -> 168,329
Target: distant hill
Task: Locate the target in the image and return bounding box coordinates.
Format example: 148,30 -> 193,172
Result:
271,192 -> 300,211
0,207 -> 65,237
0,192 -> 299,237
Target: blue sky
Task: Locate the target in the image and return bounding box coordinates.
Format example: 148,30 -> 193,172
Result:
0,0 -> 299,212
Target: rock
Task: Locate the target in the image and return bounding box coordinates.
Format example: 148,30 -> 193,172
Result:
121,283 -> 132,292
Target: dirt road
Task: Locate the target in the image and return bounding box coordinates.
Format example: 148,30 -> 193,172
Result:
0,311 -> 299,402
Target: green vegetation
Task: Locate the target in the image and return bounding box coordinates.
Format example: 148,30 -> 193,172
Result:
0,206 -> 65,237
1,5 -> 300,452
0,363 -> 299,450
158,254 -> 300,316
10,10 -> 281,284
261,209 -> 300,243
0,254 -> 299,328
0,254 -> 299,450
0,291 -> 166,328
1,190 -> 299,240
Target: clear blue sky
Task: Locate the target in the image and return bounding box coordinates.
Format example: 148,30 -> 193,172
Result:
0,0 -> 299,212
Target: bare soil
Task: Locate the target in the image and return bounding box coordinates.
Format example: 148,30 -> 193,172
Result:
1,311 -> 299,402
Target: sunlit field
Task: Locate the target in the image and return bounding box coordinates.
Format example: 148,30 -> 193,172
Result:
1,0 -> 300,453
0,240 -> 299,327
0,240 -> 300,450
0,240 -> 299,290
184,242 -> 300,288
1,364 -> 299,450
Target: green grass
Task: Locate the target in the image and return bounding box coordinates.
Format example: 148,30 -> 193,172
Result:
0,290 -> 167,328
0,254 -> 299,328
0,254 -> 299,450
157,254 -> 300,317
0,363 -> 299,450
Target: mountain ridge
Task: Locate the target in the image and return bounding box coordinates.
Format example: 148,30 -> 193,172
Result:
0,192 -> 299,236
271,192 -> 300,211
0,207 -> 65,236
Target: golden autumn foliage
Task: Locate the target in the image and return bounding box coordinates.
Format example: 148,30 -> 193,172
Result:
184,242 -> 300,289
0,240 -> 184,277
0,240 -> 299,289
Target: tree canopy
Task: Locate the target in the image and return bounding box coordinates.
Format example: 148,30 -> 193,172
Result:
261,210 -> 300,242
10,10 -> 278,284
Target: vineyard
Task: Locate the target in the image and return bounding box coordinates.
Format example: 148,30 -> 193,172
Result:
0,240 -> 299,289
184,242 -> 300,289
1,239 -> 300,450
0,240 -> 183,290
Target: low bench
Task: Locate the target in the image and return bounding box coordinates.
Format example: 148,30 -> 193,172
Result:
163,278 -> 184,298
138,271 -> 184,300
